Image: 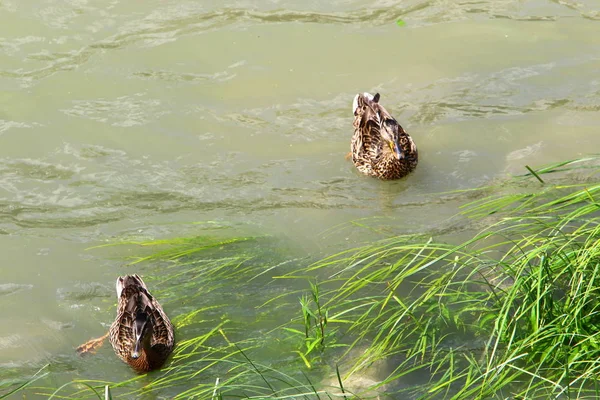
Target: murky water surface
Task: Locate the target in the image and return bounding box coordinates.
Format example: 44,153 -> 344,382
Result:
1,0 -> 599,397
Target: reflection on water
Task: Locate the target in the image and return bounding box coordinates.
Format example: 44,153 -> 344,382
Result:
1,0 -> 600,397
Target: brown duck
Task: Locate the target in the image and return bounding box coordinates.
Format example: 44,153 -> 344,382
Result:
76,275 -> 174,373
351,92 -> 418,180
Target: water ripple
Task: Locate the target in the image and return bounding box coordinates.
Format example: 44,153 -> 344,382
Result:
0,143 -> 429,230
408,58 -> 600,124
0,119 -> 37,134
0,283 -> 33,297
56,282 -> 113,302
3,1 -> 587,87
61,94 -> 164,127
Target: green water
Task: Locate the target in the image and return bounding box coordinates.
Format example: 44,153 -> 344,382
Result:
1,0 -> 600,398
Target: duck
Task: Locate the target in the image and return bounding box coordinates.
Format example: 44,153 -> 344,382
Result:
351,92 -> 418,180
76,274 -> 174,373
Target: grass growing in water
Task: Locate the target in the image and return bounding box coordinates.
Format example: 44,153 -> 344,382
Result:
284,158 -> 600,398
25,235 -> 342,399
283,280 -> 346,369
9,157 -> 600,399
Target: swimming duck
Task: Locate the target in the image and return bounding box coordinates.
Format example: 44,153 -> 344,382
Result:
351,92 -> 418,180
76,274 -> 174,373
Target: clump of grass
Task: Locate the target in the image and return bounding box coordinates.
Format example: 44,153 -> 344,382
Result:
28,234 -> 343,399
0,364 -> 49,399
16,157 -> 600,399
284,158 -> 600,398
89,233 -> 256,265
282,280 -> 345,369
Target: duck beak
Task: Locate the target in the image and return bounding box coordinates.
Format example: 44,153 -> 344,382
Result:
131,337 -> 142,359
389,140 -> 403,160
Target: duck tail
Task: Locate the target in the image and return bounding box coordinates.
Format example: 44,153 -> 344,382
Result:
115,274 -> 149,298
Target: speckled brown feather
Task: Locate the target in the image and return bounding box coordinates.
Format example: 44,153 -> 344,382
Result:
351,93 -> 418,180
109,275 -> 174,373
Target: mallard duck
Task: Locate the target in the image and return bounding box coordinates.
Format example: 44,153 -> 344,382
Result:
351,92 -> 418,180
76,274 -> 174,373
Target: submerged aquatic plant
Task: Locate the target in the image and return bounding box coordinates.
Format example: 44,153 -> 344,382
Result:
11,156 -> 600,399
285,158 -> 600,398
283,280 -> 343,369
26,234 -> 345,399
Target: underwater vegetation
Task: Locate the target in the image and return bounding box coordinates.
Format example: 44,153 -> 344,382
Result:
3,156 -> 600,399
